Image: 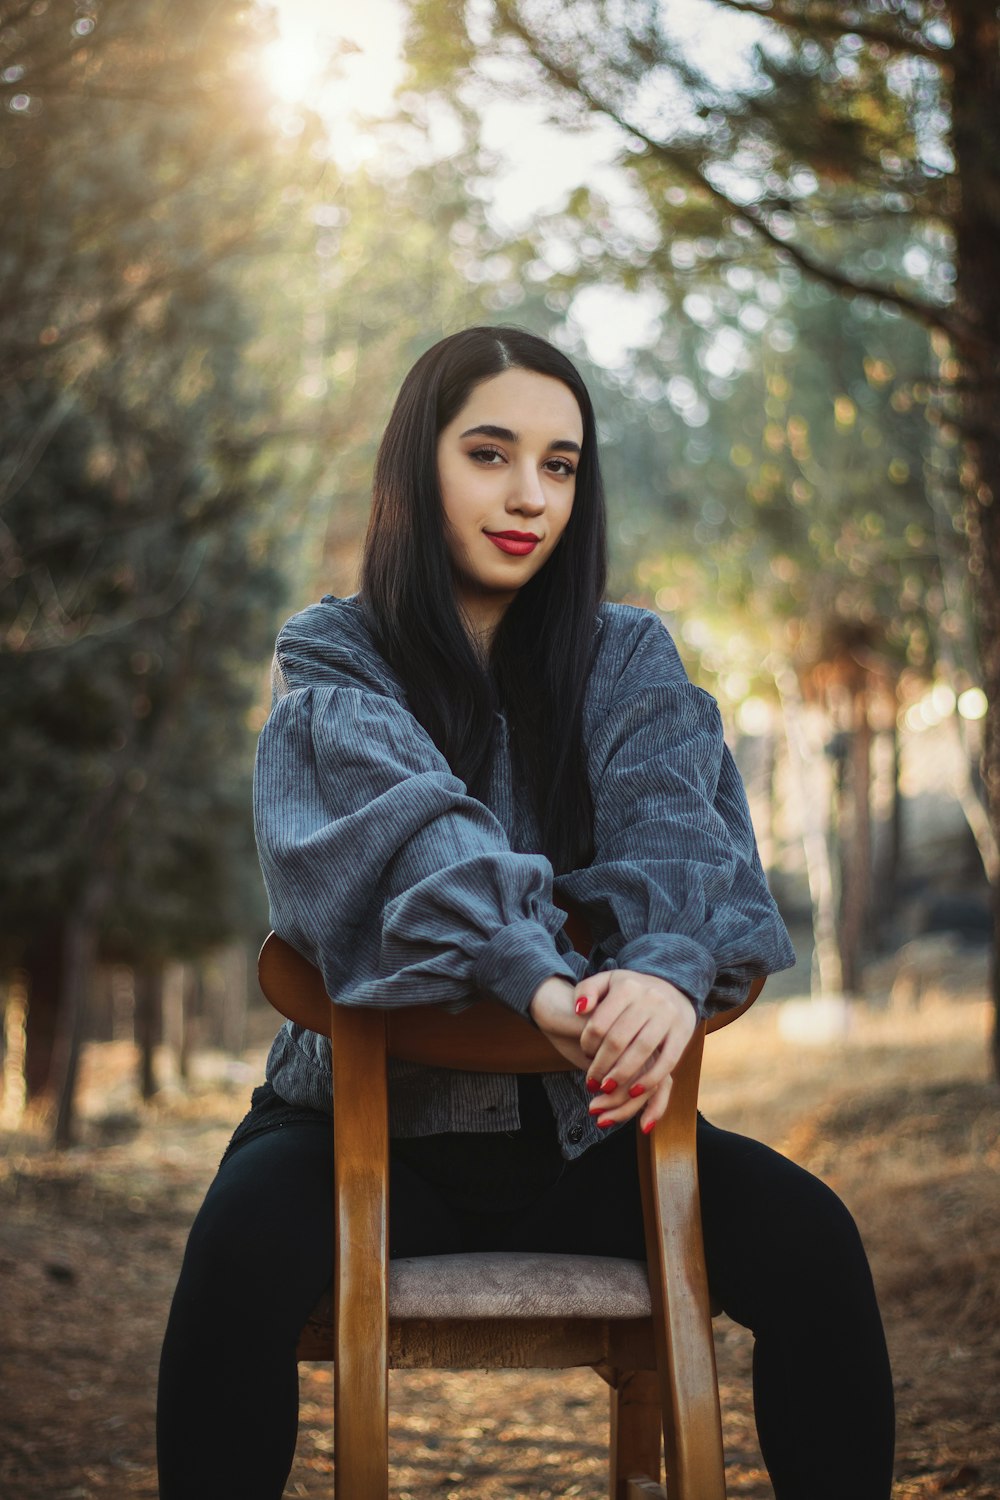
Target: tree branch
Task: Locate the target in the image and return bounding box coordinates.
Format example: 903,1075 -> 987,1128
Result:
707,0 -> 948,64
493,0 -> 983,350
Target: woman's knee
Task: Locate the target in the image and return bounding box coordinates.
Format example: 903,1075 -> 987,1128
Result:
698,1120 -> 874,1315
768,1168 -> 868,1286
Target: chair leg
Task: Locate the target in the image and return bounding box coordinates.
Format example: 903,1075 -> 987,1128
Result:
609,1369 -> 663,1500
638,1025 -> 727,1500
332,1008 -> 390,1499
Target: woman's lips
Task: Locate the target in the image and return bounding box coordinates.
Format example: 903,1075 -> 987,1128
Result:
485,532 -> 540,556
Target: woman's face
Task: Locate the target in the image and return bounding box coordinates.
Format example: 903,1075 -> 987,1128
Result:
436,366 -> 584,641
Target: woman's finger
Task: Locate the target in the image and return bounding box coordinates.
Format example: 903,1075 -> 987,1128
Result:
590,1066 -> 674,1129
587,1040 -> 669,1115
639,1074 -> 674,1135
579,990 -> 629,1065
617,1009 -> 694,1093
573,969 -> 611,1017
592,1017 -> 676,1097
589,1090 -> 647,1128
586,1004 -> 664,1090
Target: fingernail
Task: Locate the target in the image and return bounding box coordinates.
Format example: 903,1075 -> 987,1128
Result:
586,1077 -> 601,1094
642,1118 -> 656,1135
601,1077 -> 617,1094
596,1115 -> 615,1128
575,997 -> 589,1015
628,1084 -> 646,1098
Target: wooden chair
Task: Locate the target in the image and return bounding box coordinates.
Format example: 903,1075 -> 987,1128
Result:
257,920 -> 762,1500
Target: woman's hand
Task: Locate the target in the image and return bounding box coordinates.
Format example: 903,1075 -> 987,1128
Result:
529,976 -> 592,1070
574,969 -> 697,1133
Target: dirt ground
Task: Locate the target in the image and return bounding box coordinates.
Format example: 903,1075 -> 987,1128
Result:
1,985 -> 998,1500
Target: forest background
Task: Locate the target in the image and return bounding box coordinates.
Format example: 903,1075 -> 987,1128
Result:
1,0 -> 996,1139
1,3 -> 999,1497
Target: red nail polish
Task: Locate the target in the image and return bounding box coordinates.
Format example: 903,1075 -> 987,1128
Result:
586,1077 -> 601,1094
597,1115 -> 615,1128
629,1084 -> 646,1098
601,1077 -> 617,1094
642,1118 -> 656,1135
575,997 -> 588,1015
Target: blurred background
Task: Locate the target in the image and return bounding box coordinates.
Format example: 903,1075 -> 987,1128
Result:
1,2 -> 998,1495
0,0 -> 995,1141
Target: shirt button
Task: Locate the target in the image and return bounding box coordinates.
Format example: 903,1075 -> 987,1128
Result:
567,1123 -> 585,1144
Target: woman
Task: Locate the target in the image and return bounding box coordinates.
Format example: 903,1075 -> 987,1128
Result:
157,326 -> 894,1498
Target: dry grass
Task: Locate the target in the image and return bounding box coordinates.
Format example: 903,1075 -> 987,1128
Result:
1,985 -> 997,1499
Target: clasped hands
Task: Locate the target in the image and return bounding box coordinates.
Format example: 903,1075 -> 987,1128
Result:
529,969 -> 697,1134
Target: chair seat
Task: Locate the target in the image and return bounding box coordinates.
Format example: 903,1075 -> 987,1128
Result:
305,1252 -> 653,1324
393,1252 -> 653,1319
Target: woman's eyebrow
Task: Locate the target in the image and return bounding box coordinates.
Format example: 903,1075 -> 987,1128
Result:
459,423 -> 581,454
459,423 -> 517,442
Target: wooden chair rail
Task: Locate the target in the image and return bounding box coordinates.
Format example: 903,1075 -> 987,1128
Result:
257,927 -> 764,1063
257,934 -> 570,1072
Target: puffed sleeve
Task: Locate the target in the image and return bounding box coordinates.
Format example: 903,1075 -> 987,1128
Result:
554,614 -> 795,1017
253,654 -> 580,1015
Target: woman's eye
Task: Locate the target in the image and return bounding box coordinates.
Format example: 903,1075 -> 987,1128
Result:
546,458 -> 576,477
469,445 -> 505,465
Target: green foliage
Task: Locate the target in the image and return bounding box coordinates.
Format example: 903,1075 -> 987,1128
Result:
589,269 -> 948,690
0,0 -> 288,965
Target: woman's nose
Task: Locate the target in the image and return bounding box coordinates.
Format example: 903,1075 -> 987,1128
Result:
507,462 -> 546,514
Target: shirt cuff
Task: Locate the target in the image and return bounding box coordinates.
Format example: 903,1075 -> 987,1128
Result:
599,933 -> 718,1015
473,921 -> 580,1016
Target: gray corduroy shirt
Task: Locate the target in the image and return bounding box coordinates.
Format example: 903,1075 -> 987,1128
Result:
254,595 -> 795,1159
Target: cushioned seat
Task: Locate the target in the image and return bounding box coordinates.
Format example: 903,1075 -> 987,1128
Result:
392,1252 -> 652,1319
305,1252 -> 653,1323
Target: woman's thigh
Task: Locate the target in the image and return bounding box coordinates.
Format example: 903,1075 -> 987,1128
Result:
694,1115 -> 879,1329
170,1123 -> 338,1341
172,1119 -> 474,1317
495,1113 -> 870,1291
176,1109 -> 869,1304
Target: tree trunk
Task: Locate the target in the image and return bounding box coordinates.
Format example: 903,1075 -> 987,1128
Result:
162,962 -> 190,1087
839,675 -> 873,994
775,664 -> 844,998
134,965 -> 161,1101
110,964 -> 135,1044
869,723 -> 901,946
51,908 -> 100,1149
949,0 -> 1000,1078
21,931 -> 64,1099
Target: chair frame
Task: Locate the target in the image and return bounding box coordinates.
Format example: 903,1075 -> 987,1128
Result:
258,926 -> 761,1500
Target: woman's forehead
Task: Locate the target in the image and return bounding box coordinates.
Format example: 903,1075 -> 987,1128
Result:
452,367 -> 584,441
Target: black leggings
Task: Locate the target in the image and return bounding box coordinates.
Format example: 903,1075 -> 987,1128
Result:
157,1097 -> 894,1499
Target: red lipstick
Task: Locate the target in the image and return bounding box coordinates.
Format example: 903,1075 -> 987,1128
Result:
485,530 -> 540,556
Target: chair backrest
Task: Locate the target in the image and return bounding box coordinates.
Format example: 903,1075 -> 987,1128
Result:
256,933 -> 570,1072
257,927 -> 765,1062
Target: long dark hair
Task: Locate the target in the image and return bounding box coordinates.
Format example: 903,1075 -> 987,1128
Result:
359,326 -> 608,874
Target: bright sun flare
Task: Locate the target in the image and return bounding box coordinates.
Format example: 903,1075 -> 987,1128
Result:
257,0 -> 404,118
260,36 -> 324,102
